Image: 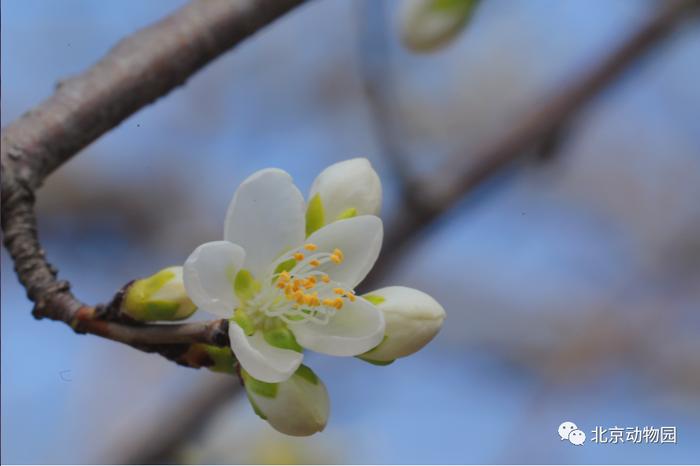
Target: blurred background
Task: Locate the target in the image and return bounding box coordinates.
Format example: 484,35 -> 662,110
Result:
2,0 -> 700,463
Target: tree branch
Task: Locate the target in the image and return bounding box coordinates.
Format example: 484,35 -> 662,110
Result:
1,0 -> 306,368
362,0 -> 699,287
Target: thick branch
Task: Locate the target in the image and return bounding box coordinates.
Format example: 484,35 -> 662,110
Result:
2,0 -> 305,189
1,0 -> 306,367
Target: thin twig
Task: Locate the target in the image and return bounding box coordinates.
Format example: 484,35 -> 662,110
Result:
1,0 -> 306,367
362,0 -> 699,288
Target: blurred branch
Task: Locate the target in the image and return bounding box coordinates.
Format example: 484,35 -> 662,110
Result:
115,376 -> 242,464
357,0 -> 434,219
362,0 -> 699,287
1,0 -> 306,367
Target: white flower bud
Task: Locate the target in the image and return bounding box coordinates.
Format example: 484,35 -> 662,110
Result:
306,158 -> 382,235
359,286 -> 445,363
122,266 -> 197,321
242,365 -> 329,437
399,0 -> 479,53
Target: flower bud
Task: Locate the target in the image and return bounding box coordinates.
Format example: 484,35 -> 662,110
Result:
359,286 -> 445,363
122,266 -> 197,321
306,158 -> 381,235
400,0 -> 480,53
242,365 -> 329,436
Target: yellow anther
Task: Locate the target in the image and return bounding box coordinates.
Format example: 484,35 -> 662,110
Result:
303,294 -> 316,305
333,248 -> 344,261
304,243 -> 318,251
321,274 -> 330,283
330,254 -> 341,264
293,252 -> 305,261
303,279 -> 315,290
322,298 -> 335,307
309,259 -> 321,267
346,291 -> 356,302
333,298 -> 344,310
310,293 -> 320,306
333,288 -> 345,295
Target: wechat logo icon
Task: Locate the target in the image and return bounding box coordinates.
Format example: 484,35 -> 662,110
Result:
559,421 -> 586,446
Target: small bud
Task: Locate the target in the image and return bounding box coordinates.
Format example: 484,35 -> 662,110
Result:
122,266 -> 197,321
400,0 -> 480,53
359,286 -> 445,363
242,365 -> 329,436
306,158 -> 381,235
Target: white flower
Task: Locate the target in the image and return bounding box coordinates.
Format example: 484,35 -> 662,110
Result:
306,158 -> 382,235
242,365 -> 329,436
359,286 -> 446,364
183,165 -> 386,383
122,266 -> 197,321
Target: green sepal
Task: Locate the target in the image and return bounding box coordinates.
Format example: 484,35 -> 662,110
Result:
234,269 -> 260,302
232,311 -> 255,336
123,268 -> 177,320
241,369 -> 279,398
356,355 -> 396,366
142,300 -> 180,320
306,193 -> 325,236
248,395 -> 268,420
199,344 -> 237,375
335,207 -> 357,220
263,327 -> 303,353
363,294 -> 386,306
294,364 -> 320,385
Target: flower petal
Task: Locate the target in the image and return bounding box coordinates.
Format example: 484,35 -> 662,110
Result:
243,365 -> 329,436
307,158 -> 382,233
290,297 -> 385,356
224,168 -> 305,277
229,322 -> 303,383
183,241 -> 245,318
305,215 -> 383,289
360,286 -> 445,362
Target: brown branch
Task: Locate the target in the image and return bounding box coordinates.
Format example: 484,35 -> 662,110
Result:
362,0 -> 699,287
1,0 -> 306,367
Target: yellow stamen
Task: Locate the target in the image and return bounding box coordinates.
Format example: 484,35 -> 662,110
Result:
346,291 -> 356,302
303,279 -> 315,290
333,288 -> 345,295
333,248 -> 344,261
321,274 -> 330,283
333,298 -> 344,310
293,252 -> 305,261
322,298 -> 335,307
309,259 -> 320,267
304,243 -> 318,251
330,254 -> 341,264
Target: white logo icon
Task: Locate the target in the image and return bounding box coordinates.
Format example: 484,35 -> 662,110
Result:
569,429 -> 586,445
559,421 -> 586,445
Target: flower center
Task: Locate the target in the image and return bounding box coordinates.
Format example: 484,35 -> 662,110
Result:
244,243 -> 355,326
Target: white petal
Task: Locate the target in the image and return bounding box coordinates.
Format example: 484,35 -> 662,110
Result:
244,365 -> 329,436
183,241 -> 245,318
361,286 -> 445,361
308,158 -> 382,223
224,168 -> 305,278
306,215 -> 383,288
290,297 -> 385,356
229,323 -> 303,383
